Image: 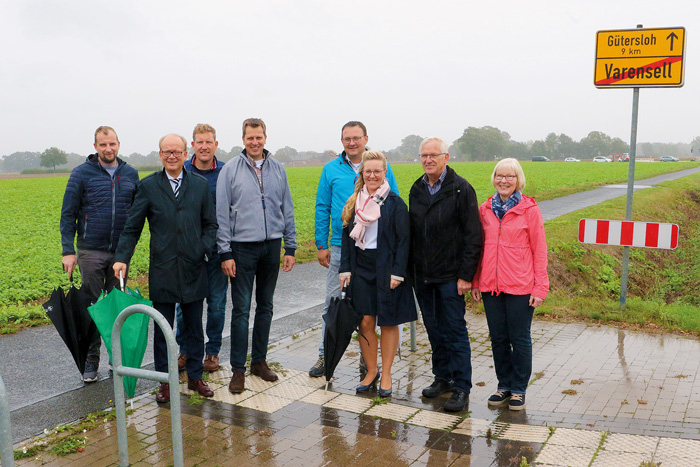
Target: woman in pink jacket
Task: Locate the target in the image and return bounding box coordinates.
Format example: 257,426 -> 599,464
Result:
471,158 -> 549,411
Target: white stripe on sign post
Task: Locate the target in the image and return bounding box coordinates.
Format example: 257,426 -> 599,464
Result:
578,219 -> 679,249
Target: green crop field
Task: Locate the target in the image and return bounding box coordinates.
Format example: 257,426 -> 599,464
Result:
0,161 -> 697,319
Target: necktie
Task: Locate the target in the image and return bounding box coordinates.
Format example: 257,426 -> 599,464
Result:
171,178 -> 180,198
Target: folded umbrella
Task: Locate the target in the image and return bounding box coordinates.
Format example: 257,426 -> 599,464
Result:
42,275 -> 98,375
323,285 -> 366,391
88,281 -> 151,398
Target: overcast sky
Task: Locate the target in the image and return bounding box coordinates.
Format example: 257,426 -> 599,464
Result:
2,0 -> 699,157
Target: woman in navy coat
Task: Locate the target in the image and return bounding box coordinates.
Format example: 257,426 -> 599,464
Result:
340,151 -> 416,397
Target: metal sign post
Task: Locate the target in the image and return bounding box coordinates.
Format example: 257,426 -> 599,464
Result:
620,84 -> 640,306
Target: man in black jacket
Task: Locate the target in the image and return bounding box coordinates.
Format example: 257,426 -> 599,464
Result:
409,137 -> 482,412
113,133 -> 218,403
60,126 -> 139,383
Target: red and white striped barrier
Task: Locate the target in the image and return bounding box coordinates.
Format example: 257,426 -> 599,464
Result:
578,219 -> 679,250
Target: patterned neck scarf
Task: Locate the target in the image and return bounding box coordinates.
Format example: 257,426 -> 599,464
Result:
491,191 -> 522,220
349,179 -> 391,250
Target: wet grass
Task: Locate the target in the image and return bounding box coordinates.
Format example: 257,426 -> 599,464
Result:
533,172 -> 700,336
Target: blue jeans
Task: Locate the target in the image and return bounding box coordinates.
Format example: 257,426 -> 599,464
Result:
176,253 -> 228,355
318,246 -> 341,355
229,239 -> 281,372
414,280 -> 472,392
154,301 -> 204,380
482,293 -> 534,395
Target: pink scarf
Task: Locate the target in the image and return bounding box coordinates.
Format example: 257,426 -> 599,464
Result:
350,179 -> 391,250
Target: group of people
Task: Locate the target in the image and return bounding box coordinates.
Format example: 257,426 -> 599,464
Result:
60,119 -> 548,413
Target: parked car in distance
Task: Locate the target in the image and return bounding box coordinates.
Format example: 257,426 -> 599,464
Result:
659,156 -> 679,162
564,157 -> 580,162
593,156 -> 612,162
532,156 -> 550,162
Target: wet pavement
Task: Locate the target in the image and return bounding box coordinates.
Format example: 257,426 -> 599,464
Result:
11,315 -> 700,466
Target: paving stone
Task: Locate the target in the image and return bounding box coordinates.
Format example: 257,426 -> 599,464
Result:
655,436 -> 700,457
323,393 -> 372,414
263,381 -> 318,400
603,432 -> 659,453
365,402 -> 419,422
651,454 -> 700,467
238,393 -> 294,413
300,388 -> 341,406
534,444 -> 595,467
498,423 -> 551,443
406,410 -> 460,430
547,427 -> 603,449
452,418 -> 492,437
590,450 -> 651,467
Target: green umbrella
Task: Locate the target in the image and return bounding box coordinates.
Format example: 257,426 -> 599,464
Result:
88,286 -> 151,398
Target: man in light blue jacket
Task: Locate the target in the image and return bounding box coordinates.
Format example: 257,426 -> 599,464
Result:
310,121 -> 399,377
216,118 -> 297,393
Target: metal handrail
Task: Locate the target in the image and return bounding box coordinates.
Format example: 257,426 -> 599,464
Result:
0,373 -> 14,466
112,304 -> 183,467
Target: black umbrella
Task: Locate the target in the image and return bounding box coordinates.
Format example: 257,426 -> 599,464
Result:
323,286 -> 366,391
42,276 -> 98,375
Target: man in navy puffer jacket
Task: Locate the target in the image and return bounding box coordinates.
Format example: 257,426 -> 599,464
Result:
60,126 -> 139,383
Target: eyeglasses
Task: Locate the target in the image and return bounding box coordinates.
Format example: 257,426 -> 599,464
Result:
495,175 -> 517,181
161,151 -> 185,157
363,170 -> 384,178
420,153 -> 445,159
342,136 -> 364,143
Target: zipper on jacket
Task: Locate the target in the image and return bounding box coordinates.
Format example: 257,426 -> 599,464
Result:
108,174 -> 117,250
495,219 -> 502,295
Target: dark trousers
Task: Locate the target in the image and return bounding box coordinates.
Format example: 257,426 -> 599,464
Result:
414,280 -> 472,392
229,239 -> 281,372
153,301 -> 204,380
482,293 -> 534,395
77,249 -> 126,364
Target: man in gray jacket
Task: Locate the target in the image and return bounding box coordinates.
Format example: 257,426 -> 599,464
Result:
216,118 -> 297,394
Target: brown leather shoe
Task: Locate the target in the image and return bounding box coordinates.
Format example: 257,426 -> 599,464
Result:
188,379 -> 214,397
177,353 -> 186,371
229,370 -> 245,393
156,383 -> 170,403
202,354 -> 220,372
251,361 -> 279,382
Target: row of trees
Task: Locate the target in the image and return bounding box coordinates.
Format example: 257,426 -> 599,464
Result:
3,130 -> 700,172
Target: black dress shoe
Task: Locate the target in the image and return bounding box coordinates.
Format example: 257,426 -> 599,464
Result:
444,389 -> 469,412
156,383 -> 170,403
422,379 -> 452,398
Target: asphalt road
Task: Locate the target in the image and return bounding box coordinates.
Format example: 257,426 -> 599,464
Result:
3,165 -> 699,442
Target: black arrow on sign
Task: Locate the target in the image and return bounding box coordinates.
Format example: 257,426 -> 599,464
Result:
667,32 -> 678,51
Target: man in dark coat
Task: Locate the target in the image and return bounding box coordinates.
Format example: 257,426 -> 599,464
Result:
113,133 -> 218,403
60,126 -> 139,383
409,137 -> 482,412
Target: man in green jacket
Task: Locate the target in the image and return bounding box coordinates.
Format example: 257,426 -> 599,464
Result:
113,133 -> 218,403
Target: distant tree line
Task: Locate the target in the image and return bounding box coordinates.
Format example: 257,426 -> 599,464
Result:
2,130 -> 700,172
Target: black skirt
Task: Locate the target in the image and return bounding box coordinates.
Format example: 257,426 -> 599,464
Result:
352,247 -> 377,317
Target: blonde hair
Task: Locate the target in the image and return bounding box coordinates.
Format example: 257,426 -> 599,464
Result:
491,158 -> 526,191
193,123 -> 216,141
341,151 -> 388,227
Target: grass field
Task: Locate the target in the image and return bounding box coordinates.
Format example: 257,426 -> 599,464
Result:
0,160 -> 698,332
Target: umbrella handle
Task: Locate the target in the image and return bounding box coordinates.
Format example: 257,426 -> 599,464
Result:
119,270 -> 124,292
69,273 -> 73,284
341,285 -> 348,299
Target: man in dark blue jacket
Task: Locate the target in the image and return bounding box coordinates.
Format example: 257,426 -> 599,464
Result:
175,124 -> 227,373
60,126 -> 139,383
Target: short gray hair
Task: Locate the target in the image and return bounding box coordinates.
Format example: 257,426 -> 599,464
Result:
419,137 -> 448,155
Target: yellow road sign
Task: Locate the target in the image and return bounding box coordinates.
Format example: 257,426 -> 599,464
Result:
594,27 -> 685,88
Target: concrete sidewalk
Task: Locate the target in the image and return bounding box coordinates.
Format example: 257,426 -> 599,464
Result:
12,312 -> 700,466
